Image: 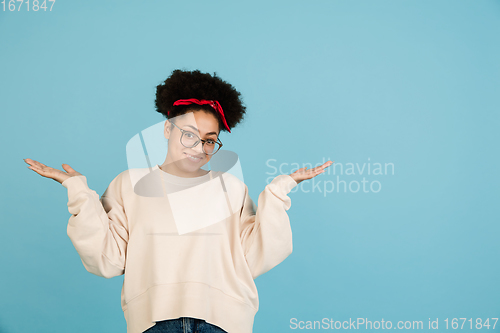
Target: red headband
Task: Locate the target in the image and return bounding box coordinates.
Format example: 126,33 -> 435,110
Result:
169,98 -> 231,133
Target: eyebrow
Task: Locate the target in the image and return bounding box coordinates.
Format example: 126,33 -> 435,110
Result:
183,125 -> 218,137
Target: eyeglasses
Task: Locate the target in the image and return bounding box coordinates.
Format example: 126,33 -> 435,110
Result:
170,121 -> 223,155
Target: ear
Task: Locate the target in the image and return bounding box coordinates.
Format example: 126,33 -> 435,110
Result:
164,119 -> 171,140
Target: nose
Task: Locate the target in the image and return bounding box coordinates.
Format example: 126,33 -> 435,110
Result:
191,140 -> 205,156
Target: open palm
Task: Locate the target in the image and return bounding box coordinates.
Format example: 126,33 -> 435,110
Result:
289,160 -> 333,185
24,158 -> 82,184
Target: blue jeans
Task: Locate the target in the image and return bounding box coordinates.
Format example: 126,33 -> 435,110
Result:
143,317 -> 228,333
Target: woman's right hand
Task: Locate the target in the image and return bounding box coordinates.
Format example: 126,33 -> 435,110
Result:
24,158 -> 83,185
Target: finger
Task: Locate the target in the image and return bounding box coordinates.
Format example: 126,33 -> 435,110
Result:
314,161 -> 334,172
294,162 -> 332,176
30,159 -> 48,169
27,162 -> 62,177
23,158 -> 38,166
304,168 -> 320,175
62,164 -> 76,173
30,166 -> 68,184
34,162 -> 54,174
309,166 -> 326,173
26,163 -> 43,171
27,165 -> 54,178
308,166 -> 328,176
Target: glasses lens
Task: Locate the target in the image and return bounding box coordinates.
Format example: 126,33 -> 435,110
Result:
181,132 -> 199,147
203,140 -> 221,155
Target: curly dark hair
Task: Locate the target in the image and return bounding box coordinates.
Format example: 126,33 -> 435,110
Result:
155,69 -> 247,134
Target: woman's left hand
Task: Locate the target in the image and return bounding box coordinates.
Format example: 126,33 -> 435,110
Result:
289,160 -> 334,185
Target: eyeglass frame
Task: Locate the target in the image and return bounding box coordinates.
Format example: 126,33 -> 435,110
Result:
169,121 -> 223,155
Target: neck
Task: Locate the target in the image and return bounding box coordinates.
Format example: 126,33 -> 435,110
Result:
159,163 -> 209,178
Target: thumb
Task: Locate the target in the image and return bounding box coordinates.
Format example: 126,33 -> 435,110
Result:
62,163 -> 76,173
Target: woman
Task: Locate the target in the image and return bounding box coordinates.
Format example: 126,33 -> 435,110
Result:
24,69 -> 333,333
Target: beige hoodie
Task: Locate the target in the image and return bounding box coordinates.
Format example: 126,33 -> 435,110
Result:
62,164 -> 298,333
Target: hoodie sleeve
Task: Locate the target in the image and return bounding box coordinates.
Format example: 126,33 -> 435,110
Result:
239,174 -> 298,279
62,173 -> 129,279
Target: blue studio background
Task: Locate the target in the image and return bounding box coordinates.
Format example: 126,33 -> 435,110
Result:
1,0 -> 499,332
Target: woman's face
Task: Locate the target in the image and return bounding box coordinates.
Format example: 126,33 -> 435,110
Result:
163,110 -> 220,176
